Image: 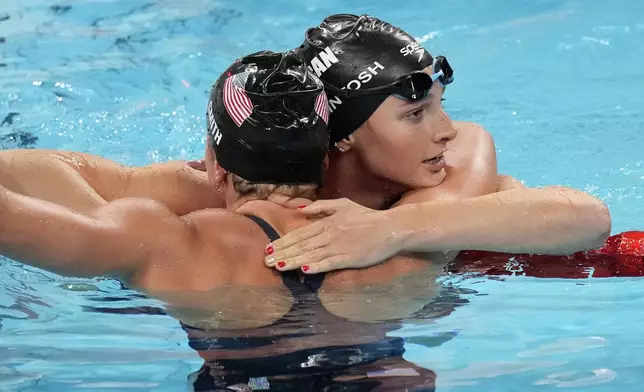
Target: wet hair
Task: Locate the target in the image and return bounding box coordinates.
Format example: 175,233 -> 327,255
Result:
231,174 -> 317,200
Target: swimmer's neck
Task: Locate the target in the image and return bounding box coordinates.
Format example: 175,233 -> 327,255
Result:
231,194 -> 314,213
232,195 -> 315,238
228,194 -> 313,222
322,150 -> 406,210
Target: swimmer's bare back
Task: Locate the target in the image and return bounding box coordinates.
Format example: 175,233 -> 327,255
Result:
0,149 -> 224,214
0,184 -> 439,330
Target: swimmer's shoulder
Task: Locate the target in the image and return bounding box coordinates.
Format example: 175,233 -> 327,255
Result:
136,207 -> 293,326
186,208 -> 270,252
170,208 -> 284,286
443,121 -> 497,185
451,121 -> 494,146
94,201 -> 276,291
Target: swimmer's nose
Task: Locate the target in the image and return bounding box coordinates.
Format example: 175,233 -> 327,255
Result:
433,114 -> 456,144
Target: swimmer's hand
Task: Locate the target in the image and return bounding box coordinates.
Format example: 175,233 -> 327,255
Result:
265,198 -> 404,273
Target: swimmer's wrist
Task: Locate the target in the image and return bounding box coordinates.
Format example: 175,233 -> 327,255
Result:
384,203 -> 444,253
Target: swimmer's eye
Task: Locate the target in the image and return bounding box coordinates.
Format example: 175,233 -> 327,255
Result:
406,107 -> 425,121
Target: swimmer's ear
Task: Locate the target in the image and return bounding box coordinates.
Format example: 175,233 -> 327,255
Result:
335,136 -> 353,153
212,159 -> 228,185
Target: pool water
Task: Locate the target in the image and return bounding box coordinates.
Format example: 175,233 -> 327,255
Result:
1,0 -> 644,391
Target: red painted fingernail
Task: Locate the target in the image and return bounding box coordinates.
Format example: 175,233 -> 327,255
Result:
265,245 -> 274,255
298,205 -> 306,209
302,265 -> 310,272
277,261 -> 286,268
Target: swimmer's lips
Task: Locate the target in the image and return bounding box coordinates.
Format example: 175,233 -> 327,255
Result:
422,154 -> 446,172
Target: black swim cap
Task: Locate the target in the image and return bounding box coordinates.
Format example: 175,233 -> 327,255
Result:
207,50 -> 330,185
297,14 -> 435,143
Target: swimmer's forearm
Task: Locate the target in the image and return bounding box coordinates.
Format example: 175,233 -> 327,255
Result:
0,149 -> 221,214
390,187 -> 611,255
0,149 -> 107,212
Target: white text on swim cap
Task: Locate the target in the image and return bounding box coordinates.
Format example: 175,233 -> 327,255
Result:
345,62 -> 385,90
328,61 -> 386,113
328,96 -> 342,113
400,42 -> 424,62
207,101 -> 222,145
308,47 -> 339,77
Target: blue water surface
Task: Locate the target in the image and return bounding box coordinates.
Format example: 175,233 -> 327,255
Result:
1,0 -> 644,391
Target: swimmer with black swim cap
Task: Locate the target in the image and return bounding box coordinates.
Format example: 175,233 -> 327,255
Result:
266,14 -> 609,275
296,14 -> 458,204
204,49 -> 329,200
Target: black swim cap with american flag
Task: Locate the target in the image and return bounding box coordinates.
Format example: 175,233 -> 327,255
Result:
207,50 -> 330,185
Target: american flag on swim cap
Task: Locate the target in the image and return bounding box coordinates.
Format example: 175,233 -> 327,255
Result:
314,91 -> 329,124
223,70 -> 254,127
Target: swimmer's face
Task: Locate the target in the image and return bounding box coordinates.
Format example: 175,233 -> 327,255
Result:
342,67 -> 456,189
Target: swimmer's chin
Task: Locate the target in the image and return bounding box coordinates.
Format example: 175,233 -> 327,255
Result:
421,169 -> 448,188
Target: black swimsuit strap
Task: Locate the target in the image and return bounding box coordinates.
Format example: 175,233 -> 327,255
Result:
245,214 -> 326,293
246,214 -> 281,242
245,214 -> 301,287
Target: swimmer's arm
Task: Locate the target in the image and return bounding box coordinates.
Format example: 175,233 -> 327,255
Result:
0,149 -> 222,214
0,149 -> 108,212
392,186 -> 611,255
267,186 -> 609,273
398,173 -> 525,204
0,185 -> 190,281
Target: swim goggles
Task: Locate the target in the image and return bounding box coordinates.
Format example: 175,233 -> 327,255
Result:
330,56 -> 454,102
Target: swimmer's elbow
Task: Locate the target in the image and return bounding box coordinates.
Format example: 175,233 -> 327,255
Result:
549,186 -> 612,249
588,198 -> 612,248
